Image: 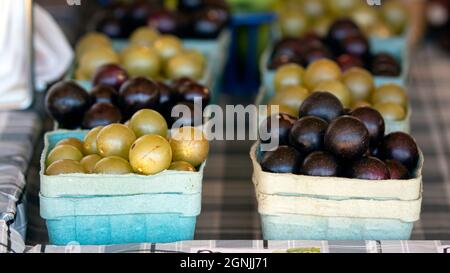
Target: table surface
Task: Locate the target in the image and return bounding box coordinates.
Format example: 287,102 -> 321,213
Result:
24,240 -> 450,253
22,45 -> 450,247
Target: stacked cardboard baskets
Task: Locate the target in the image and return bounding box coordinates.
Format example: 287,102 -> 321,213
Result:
250,144 -> 423,240
40,130 -> 204,245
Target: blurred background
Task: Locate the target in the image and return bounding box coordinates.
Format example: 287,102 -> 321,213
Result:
33,0 -> 450,95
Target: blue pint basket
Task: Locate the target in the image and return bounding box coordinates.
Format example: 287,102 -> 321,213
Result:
41,193 -> 201,245
40,130 -> 205,245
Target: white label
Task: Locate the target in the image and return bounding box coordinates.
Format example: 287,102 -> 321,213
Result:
67,0 -> 81,6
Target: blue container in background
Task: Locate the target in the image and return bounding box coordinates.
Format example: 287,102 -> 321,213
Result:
223,12 -> 276,94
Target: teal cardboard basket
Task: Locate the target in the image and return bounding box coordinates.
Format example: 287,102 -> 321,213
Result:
40,130 -> 205,245
41,193 -> 200,245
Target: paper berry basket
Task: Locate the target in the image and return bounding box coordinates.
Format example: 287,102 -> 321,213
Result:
250,143 -> 423,240
39,130 -> 205,245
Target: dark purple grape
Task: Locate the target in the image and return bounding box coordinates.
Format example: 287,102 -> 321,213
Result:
96,16 -> 127,39
260,146 -> 301,174
259,113 -> 297,146
93,64 -> 129,91
337,54 -> 365,71
45,81 -> 91,129
371,53 -> 401,76
350,156 -> 390,180
351,107 -> 385,146
385,160 -> 410,180
289,116 -> 328,154
301,151 -> 339,177
177,82 -> 210,106
299,92 -> 344,122
324,116 -> 370,161
82,102 -> 122,129
119,77 -> 160,119
91,85 -> 119,105
340,34 -> 370,60
326,18 -> 361,45
379,132 -> 420,172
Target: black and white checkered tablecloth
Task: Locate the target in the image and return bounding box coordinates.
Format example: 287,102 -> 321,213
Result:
23,240 -> 450,253
0,111 -> 41,252
2,45 -> 450,253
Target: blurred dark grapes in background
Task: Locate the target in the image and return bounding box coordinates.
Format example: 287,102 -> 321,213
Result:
427,0 -> 450,51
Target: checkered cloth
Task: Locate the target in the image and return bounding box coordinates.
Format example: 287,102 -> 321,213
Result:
0,111 -> 41,253
23,240 -> 450,253
0,166 -> 26,221
407,45 -> 450,239
0,220 -> 7,253
0,111 -> 41,216
2,44 -> 450,252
